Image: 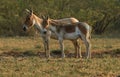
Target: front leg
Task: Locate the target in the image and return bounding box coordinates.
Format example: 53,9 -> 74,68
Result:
43,36 -> 51,58
58,37 -> 65,58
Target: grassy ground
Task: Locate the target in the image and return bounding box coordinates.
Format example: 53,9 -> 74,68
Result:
0,35 -> 120,77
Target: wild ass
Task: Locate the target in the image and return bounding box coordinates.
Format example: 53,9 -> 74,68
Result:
41,16 -> 91,59
22,9 -> 80,58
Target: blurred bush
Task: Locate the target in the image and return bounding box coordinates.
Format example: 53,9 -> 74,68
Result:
0,0 -> 120,36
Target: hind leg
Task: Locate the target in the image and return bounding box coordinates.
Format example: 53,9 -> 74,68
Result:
72,40 -> 78,58
85,39 -> 91,58
72,40 -> 82,58
80,34 -> 91,59
77,39 -> 82,58
83,38 -> 91,59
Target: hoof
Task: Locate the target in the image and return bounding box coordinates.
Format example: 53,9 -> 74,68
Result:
46,55 -> 51,59
86,56 -> 91,59
79,56 -> 82,58
75,55 -> 82,58
62,54 -> 65,58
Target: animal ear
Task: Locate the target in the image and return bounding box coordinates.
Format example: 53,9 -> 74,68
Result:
41,15 -> 49,20
46,15 -> 49,20
25,9 -> 33,15
41,15 -> 45,19
30,9 -> 33,14
25,9 -> 30,14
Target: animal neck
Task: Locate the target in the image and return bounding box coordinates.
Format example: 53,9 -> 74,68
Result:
47,20 -> 56,34
32,14 -> 43,33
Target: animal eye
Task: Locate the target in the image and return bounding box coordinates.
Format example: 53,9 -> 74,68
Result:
28,17 -> 30,20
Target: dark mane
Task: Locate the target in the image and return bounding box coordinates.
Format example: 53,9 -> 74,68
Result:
49,19 -> 78,27
50,19 -> 63,26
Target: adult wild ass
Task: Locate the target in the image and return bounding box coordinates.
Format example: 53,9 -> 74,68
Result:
41,16 -> 91,59
22,9 -> 80,58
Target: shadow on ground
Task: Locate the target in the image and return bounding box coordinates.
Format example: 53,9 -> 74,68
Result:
91,49 -> 120,58
0,49 -> 120,58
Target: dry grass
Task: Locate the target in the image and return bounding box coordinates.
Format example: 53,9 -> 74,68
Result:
0,35 -> 120,77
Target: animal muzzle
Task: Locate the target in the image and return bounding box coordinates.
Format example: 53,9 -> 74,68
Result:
23,25 -> 28,31
23,27 -> 27,31
42,29 -> 47,34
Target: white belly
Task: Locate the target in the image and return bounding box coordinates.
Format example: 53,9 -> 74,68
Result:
64,32 -> 79,40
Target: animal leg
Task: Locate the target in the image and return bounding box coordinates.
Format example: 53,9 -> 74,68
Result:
85,38 -> 91,59
72,40 -> 82,58
82,37 -> 91,59
77,39 -> 82,58
72,40 -> 78,58
59,38 -> 65,58
43,37 -> 51,58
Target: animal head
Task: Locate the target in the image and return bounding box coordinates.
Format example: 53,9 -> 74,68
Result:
23,9 -> 35,31
41,15 -> 50,34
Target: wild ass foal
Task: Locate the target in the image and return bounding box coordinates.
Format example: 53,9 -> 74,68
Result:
22,9 -> 79,58
41,16 -> 91,59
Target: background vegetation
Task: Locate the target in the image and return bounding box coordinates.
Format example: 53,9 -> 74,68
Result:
0,1 -> 120,77
0,0 -> 120,36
